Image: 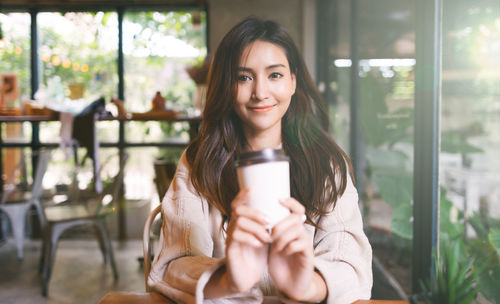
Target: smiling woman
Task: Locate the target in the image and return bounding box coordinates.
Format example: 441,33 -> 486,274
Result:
148,17 -> 372,304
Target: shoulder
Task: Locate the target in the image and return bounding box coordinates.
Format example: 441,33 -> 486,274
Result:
176,149 -> 191,176
163,149 -> 199,201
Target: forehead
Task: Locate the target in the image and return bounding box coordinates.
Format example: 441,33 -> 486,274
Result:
238,40 -> 289,67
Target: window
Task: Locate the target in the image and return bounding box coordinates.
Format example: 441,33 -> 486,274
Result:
0,6 -> 206,204
439,1 -> 500,302
0,13 -> 31,183
319,0 -> 500,300
38,12 -> 118,102
123,11 -> 206,144
0,12 -> 31,102
317,0 -> 415,297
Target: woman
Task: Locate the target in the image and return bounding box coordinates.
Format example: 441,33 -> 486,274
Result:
148,17 -> 372,303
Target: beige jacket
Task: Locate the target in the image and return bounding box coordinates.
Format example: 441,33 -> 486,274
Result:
148,152 -> 372,303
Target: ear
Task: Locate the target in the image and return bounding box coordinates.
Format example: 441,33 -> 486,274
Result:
291,72 -> 297,95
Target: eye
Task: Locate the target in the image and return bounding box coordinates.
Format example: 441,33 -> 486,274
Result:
238,74 -> 252,82
269,72 -> 283,79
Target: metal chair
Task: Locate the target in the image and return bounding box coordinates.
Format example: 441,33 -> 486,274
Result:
40,153 -> 128,296
0,149 -> 51,259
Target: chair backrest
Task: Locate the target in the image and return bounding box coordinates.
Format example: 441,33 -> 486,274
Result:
1,149 -> 51,205
143,204 -> 162,292
93,153 -> 128,217
153,160 -> 176,202
31,150 -> 52,203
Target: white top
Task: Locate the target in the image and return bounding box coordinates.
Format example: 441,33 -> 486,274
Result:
148,151 -> 373,304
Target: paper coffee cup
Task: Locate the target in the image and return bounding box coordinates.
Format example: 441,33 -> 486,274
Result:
235,149 -> 291,226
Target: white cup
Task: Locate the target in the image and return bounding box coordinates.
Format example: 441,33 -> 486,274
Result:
236,149 -> 291,227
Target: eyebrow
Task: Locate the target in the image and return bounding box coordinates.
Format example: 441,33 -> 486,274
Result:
237,64 -> 287,72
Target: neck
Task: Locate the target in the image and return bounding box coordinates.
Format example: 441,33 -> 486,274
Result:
243,128 -> 282,152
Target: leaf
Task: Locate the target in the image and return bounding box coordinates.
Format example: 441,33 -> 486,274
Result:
373,172 -> 413,209
467,212 -> 490,241
489,229 -> 500,255
468,238 -> 498,273
365,147 -> 409,171
447,242 -> 460,296
391,202 -> 413,239
475,264 -> 500,303
441,131 -> 484,154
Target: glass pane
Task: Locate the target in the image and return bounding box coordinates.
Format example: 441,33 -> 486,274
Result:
440,1 -> 500,302
123,11 -> 206,143
0,12 -> 31,104
318,0 -> 415,297
37,12 -> 118,106
0,13 -> 31,182
36,11 -> 119,182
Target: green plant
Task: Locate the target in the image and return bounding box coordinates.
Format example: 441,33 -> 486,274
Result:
157,147 -> 184,164
419,241 -> 477,304
466,213 -> 500,302
356,70 -> 498,302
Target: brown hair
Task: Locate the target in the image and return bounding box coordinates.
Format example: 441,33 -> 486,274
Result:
186,17 -> 353,225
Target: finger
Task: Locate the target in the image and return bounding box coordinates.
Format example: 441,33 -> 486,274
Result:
280,197 -> 306,215
232,216 -> 272,243
272,212 -> 306,238
232,204 -> 271,226
230,229 -> 267,248
231,189 -> 251,208
272,223 -> 305,252
282,238 -> 311,256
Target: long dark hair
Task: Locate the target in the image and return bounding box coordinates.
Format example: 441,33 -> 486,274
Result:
186,17 -> 353,225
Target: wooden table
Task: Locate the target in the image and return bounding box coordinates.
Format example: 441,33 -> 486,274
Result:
97,292 -> 409,304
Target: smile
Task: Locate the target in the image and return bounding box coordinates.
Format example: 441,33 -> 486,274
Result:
247,104 -> 277,112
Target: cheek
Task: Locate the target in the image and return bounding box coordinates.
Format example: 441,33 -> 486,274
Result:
235,86 -> 250,104
275,84 -> 295,101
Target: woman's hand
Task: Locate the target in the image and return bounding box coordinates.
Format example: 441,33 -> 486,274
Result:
268,198 -> 327,302
225,189 -> 272,293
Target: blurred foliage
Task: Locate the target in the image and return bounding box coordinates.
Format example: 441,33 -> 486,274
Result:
125,11 -> 205,50
1,10 -> 205,141
38,12 -> 118,100
359,66 -> 498,302
1,11 -> 205,199
419,241 -> 477,304
360,73 -> 413,149
0,13 -> 31,101
417,190 -> 500,303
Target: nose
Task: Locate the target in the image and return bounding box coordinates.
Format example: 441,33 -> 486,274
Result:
252,77 -> 269,101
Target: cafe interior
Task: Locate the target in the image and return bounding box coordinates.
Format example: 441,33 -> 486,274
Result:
0,0 -> 499,303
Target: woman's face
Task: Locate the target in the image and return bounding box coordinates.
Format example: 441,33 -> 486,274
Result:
234,40 -> 296,145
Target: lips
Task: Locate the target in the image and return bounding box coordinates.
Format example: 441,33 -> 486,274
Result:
247,104 -> 277,112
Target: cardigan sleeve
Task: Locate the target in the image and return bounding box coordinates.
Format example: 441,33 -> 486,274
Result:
147,152 -> 263,304
312,172 -> 373,304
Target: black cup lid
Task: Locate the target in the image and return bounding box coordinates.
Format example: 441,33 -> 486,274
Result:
235,149 -> 289,167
